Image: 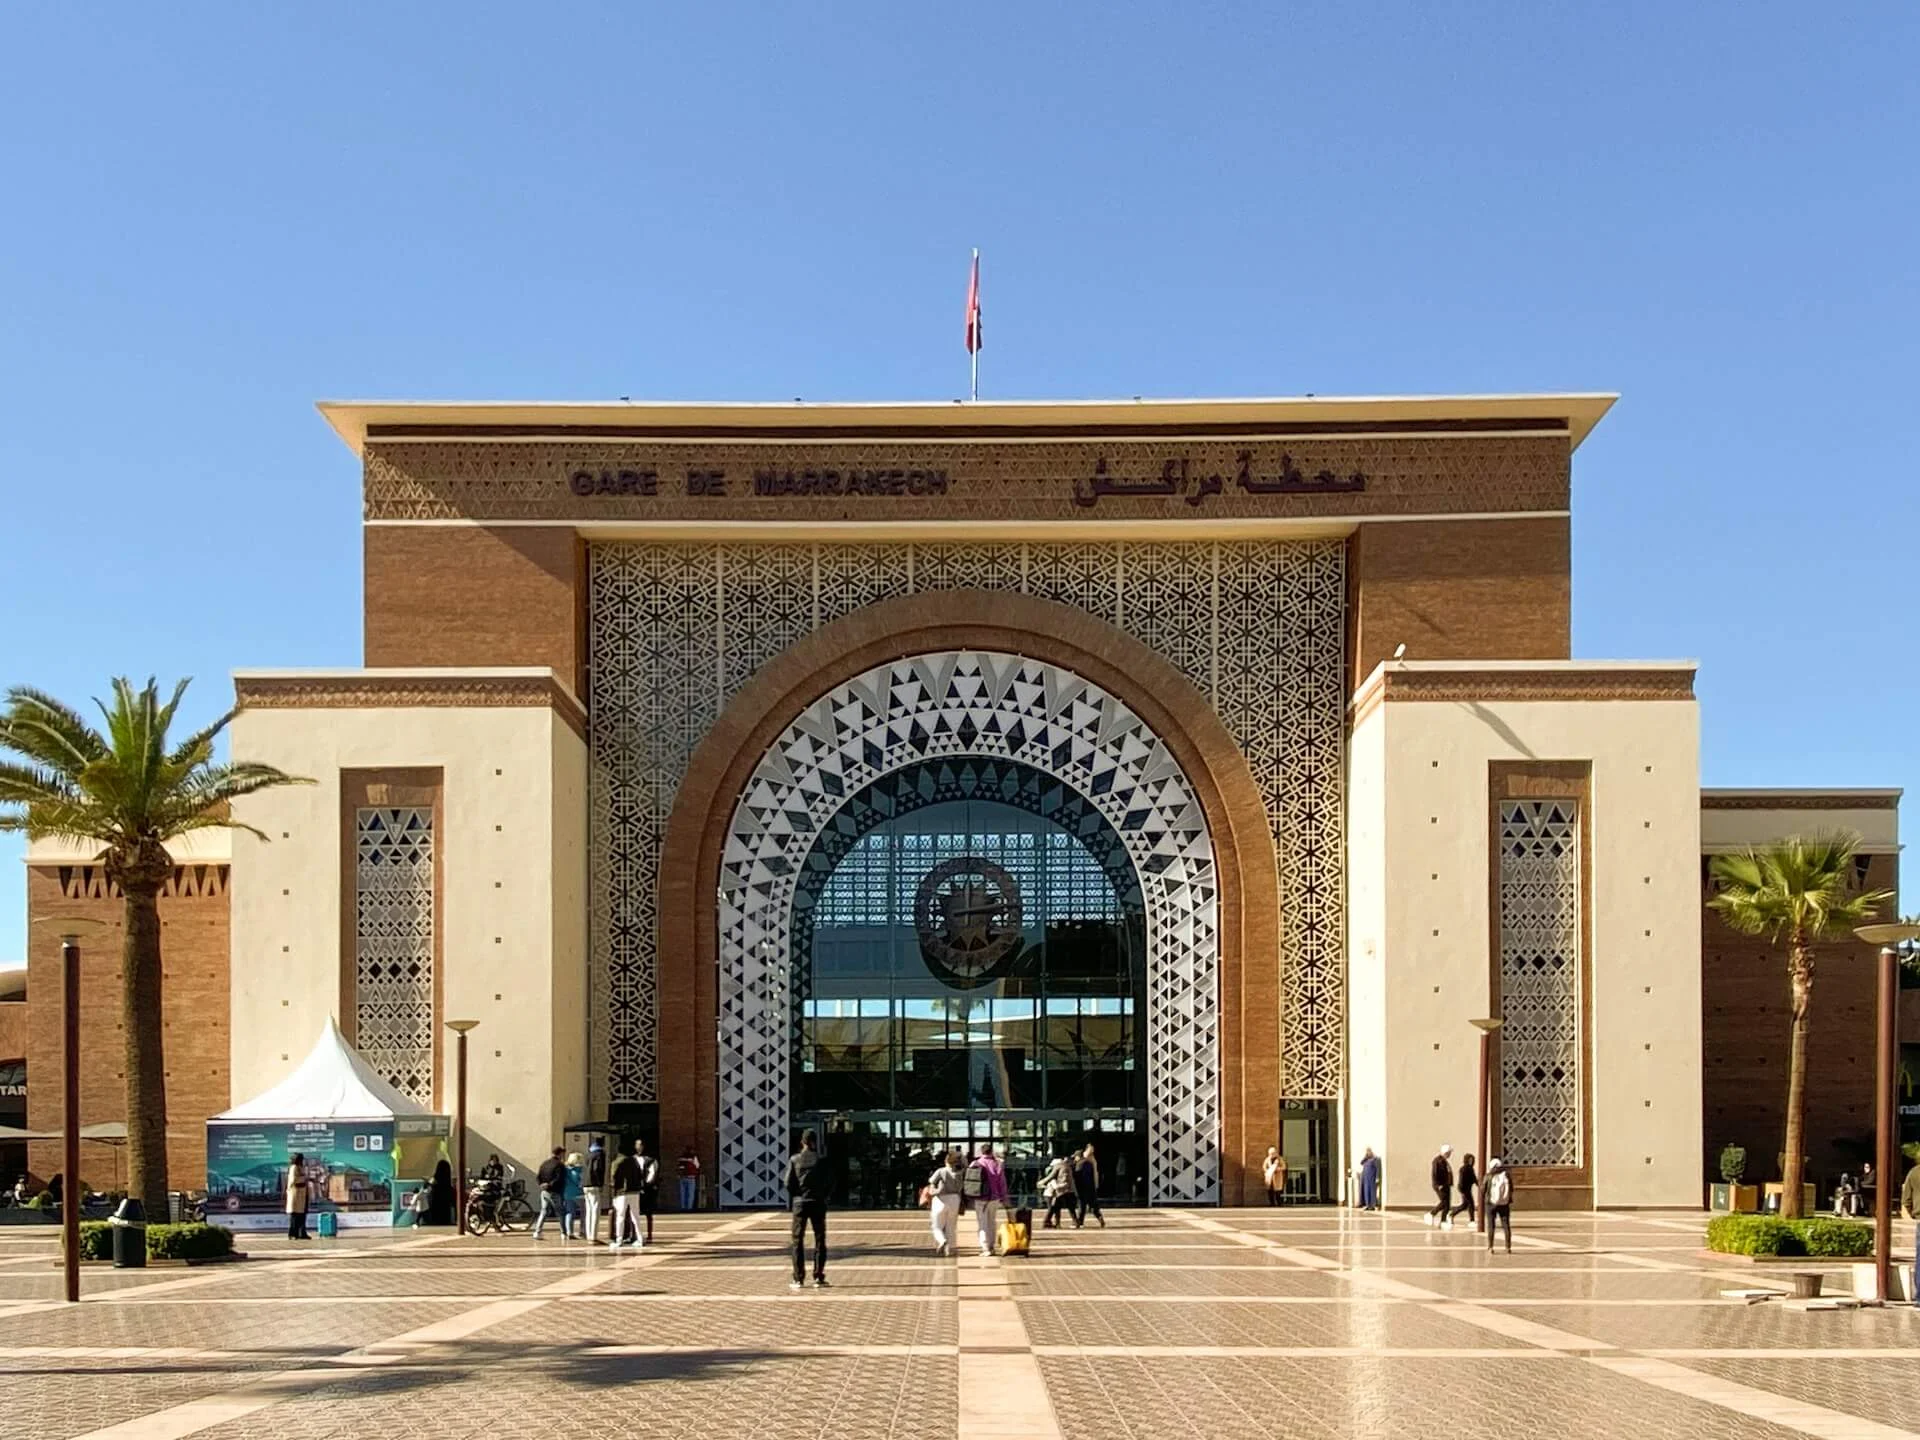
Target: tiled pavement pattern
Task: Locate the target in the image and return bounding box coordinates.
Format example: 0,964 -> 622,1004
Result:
0,1209 -> 1915,1439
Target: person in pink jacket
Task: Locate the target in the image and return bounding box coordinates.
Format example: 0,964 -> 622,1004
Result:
966,1143 -> 1011,1256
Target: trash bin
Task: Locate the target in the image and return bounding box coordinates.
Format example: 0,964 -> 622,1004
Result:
1790,1272 -> 1824,1299
167,1192 -> 185,1225
109,1198 -> 148,1269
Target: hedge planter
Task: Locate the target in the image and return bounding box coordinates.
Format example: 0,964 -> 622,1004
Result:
1705,1214 -> 1873,1258
71,1221 -> 238,1264
1708,1183 -> 1761,1213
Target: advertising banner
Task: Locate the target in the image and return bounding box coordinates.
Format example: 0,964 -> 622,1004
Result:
206,1120 -> 396,1230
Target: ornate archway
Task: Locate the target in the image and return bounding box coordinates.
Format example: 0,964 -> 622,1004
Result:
716,651 -> 1220,1205
658,589 -> 1279,1205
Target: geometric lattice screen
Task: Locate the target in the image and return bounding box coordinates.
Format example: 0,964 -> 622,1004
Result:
716,650 -> 1221,1206
353,806 -> 436,1105
586,540 -> 1346,1112
1495,798 -> 1581,1167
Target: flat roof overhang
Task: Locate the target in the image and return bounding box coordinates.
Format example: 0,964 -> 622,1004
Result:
318,393 -> 1617,456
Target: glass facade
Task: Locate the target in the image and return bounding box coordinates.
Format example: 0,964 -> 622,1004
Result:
790,759 -> 1148,1206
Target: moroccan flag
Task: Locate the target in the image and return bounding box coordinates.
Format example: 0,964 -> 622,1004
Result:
965,249 -> 982,354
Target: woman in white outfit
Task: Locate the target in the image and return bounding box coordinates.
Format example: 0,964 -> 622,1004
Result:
927,1149 -> 963,1256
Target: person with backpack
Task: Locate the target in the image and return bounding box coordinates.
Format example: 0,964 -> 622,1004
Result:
786,1129 -> 831,1288
928,1148 -> 964,1255
1484,1157 -> 1513,1254
1424,1144 -> 1454,1229
533,1146 -> 569,1240
966,1142 -> 1010,1256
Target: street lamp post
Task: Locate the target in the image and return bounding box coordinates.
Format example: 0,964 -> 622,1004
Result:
1469,1019 -> 1504,1235
1854,923 -> 1919,1305
60,934 -> 82,1303
446,1020 -> 479,1235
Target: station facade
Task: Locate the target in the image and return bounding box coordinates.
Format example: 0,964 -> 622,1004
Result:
16,394 -> 1908,1208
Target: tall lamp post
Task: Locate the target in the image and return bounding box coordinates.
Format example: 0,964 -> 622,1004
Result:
33,915 -> 105,1304
446,1020 -> 479,1234
1469,1018 -> 1505,1235
1853,923 -> 1919,1305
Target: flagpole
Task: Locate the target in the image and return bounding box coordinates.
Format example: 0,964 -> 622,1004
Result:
969,248 -> 980,402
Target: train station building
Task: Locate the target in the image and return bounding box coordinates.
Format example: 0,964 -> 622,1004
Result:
17,394 -> 1909,1208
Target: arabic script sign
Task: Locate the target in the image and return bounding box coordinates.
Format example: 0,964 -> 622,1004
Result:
1073,452 -> 1366,509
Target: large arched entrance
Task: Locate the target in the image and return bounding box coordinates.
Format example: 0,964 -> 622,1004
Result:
717,651 -> 1220,1206
788,756 -> 1148,1207
658,590 -> 1280,1206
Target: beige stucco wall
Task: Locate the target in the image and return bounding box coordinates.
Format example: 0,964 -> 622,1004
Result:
228,697 -> 587,1175
1345,705 -> 1389,1194
1347,678 -> 1702,1208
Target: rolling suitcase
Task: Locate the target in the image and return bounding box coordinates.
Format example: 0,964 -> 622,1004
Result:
316,1211 -> 338,1238
999,1205 -> 1032,1257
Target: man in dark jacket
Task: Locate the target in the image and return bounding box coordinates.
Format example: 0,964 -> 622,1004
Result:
533,1146 -> 567,1240
584,1140 -> 608,1243
1425,1145 -> 1454,1229
786,1129 -> 831,1290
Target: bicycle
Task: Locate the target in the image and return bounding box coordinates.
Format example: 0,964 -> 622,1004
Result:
464,1166 -> 534,1234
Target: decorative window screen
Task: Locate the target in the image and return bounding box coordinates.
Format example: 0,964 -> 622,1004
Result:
1496,798 -> 1581,1167
354,807 -> 436,1104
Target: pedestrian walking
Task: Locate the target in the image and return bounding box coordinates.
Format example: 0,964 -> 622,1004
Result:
1424,1144 -> 1454,1228
968,1142 -> 1011,1255
1484,1157 -> 1513,1253
677,1145 -> 701,1212
1902,1160 -> 1919,1305
1263,1146 -> 1288,1206
787,1129 -> 831,1288
533,1146 -> 568,1239
583,1139 -> 607,1243
285,1153 -> 310,1241
928,1148 -> 964,1254
1450,1153 -> 1478,1225
609,1144 -> 644,1250
563,1151 -> 584,1239
1357,1147 -> 1381,1211
634,1139 -> 661,1245
1041,1153 -> 1077,1229
1073,1144 -> 1105,1229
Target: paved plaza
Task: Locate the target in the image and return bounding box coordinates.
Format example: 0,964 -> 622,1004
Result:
0,1208 -> 1914,1439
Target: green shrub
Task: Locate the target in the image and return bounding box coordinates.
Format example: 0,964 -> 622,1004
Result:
1718,1145 -> 1748,1183
76,1221 -> 111,1260
145,1223 -> 234,1261
1801,1219 -> 1873,1257
1706,1215 -> 1804,1255
1705,1214 -> 1871,1257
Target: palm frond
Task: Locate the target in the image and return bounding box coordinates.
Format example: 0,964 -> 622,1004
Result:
165,704 -> 239,770
1707,831 -> 1892,945
2,687 -> 109,771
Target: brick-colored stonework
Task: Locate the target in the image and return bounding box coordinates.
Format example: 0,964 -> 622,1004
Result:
1699,851 -> 1900,1190
364,525 -> 583,692
24,864 -> 230,1190
658,589 -> 1282,1206
1347,517 -> 1571,689
362,433 -> 1570,525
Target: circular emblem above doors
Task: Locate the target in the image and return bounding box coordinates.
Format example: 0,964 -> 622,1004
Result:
913,857 -> 1024,987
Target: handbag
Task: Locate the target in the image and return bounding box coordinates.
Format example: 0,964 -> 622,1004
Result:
917,1184 -> 932,1208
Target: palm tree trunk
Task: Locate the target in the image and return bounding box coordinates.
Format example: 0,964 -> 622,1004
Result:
1780,938 -> 1812,1220
121,881 -> 170,1217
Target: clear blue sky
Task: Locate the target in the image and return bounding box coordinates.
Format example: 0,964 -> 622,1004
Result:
2,5 -> 1914,964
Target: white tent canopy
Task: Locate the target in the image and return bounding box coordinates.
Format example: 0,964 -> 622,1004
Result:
215,1017 -> 431,1123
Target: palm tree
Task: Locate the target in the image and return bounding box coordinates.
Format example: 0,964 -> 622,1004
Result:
0,678 -> 308,1215
1708,833 -> 1892,1218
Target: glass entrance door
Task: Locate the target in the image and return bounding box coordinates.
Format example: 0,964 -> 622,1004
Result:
790,759 -> 1148,1206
